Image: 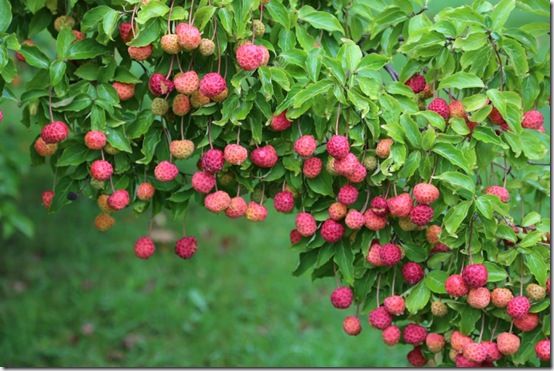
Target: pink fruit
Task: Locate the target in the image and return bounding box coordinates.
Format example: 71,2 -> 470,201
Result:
128,45 -> 152,61
382,325 -> 401,346
250,145 -> 278,168
191,171 -> 216,194
413,183 -> 440,204
462,263 -> 488,288
370,196 -> 388,216
522,110 -> 544,130
245,202 -> 268,222
326,135 -> 350,160
290,229 -> 302,244
199,72 -> 227,98
320,219 -> 344,243
84,130 -> 107,150
337,184 -> 358,205
513,313 -> 539,332
428,97 -> 450,119
201,149 -> 225,173
176,23 -> 201,51
108,189 -> 130,210
333,153 -> 359,176
402,262 -> 424,285
175,236 -> 197,259
204,191 -> 231,213
149,73 -> 174,96
409,205 -> 434,226
485,185 -> 510,203
119,22 -> 133,43
113,82 -> 135,101
451,331 -> 472,352
270,111 -> 291,131
343,316 -> 361,336
328,202 -> 347,221
482,340 -> 502,362
303,157 -> 322,178
294,135 -> 317,157
368,306 -> 392,329
383,295 -> 405,316
42,190 -> 54,209
136,182 -> 155,201
236,43 -> 263,70
407,347 -> 427,366
225,196 -> 248,218
223,144 -> 248,165
273,191 -> 294,213
387,193 -> 412,217
41,121 -> 69,144
367,242 -> 384,266
330,286 -> 353,309
426,333 -> 445,353
491,287 -> 513,308
134,236 -> 155,259
405,74 -> 426,93
403,323 -> 427,345
379,243 -> 402,266
174,71 -> 199,95
295,212 -> 317,237
467,287 -> 491,309
496,332 -> 520,355
90,160 -> 114,181
364,210 -> 387,231
154,161 -> 179,182
535,339 -> 550,361
506,296 -> 531,319
445,274 -> 469,297
345,210 -> 365,230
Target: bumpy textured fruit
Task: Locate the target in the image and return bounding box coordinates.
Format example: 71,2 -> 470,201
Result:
174,71 -> 200,95
225,196 -> 248,218
34,137 -> 58,156
426,333 -> 445,353
252,19 -> 265,36
485,185 -> 510,203
41,121 -> 69,144
257,45 -> 270,66
161,34 -> 180,54
409,205 -> 434,226
513,313 -> 539,332
482,340 -> 502,362
387,193 -> 412,217
403,323 -> 427,345
90,160 -> 113,181
370,196 -> 388,216
112,82 -> 135,101
85,130 -> 107,150
463,343 -> 487,363
128,45 -> 152,61
191,171 -> 216,193
445,274 -> 469,297
42,190 -> 54,209
94,213 -> 115,232
407,347 -> 427,367
328,202 -> 347,220
149,74 -> 176,96
199,38 -> 215,56
320,219 -> 344,243
462,263 -> 488,288
382,325 -> 401,346
497,332 -> 520,355
330,286 -> 353,309
413,183 -> 440,205
290,229 -> 302,244
431,242 -> 450,253
426,225 -> 442,244
347,163 -> 367,183
54,15 -> 75,31
449,100 -> 466,119
379,243 -> 402,266
364,210 -> 387,231
451,331 -> 472,352
367,243 -> 384,266
199,72 -> 227,98
294,135 -> 317,157
522,110 -> 544,130
507,296 -> 531,319
526,283 -> 546,301
119,22 -> 133,43
326,135 -> 350,160
342,316 -> 361,336
273,191 -> 295,213
201,149 -> 225,173
97,194 -> 112,212
176,23 -> 201,51
204,191 -> 231,213
250,145 -> 278,168
172,94 -> 191,116
190,90 -> 210,107
175,236 -> 197,259
337,184 -> 358,205
431,301 -> 448,317
295,212 -> 317,237
467,287 -> 491,309
270,111 -> 291,131
428,97 -> 450,119
134,236 -> 155,259
535,339 -> 550,361
405,74 -> 426,93
375,138 -> 393,158
236,43 -> 263,70
491,287 -> 513,308
245,202 -> 268,222
303,157 -> 322,178
333,153 -> 359,176
383,295 -> 405,316
224,144 -> 248,165
170,139 -> 194,159
362,155 -> 377,170
137,182 -> 155,201
455,354 -> 480,367
212,88 -> 228,103
368,306 -> 392,329
154,161 -> 179,182
345,210 -> 365,230
151,98 -> 169,115
402,262 -> 424,285
108,189 -> 130,210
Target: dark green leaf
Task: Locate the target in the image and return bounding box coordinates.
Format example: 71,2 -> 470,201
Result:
424,271 -> 449,294
405,281 -> 431,314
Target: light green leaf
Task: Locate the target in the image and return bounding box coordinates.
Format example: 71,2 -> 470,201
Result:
443,200 -> 471,236
424,271 -> 449,294
265,0 -> 290,29
0,0 -> 13,32
434,171 -> 475,195
67,39 -> 108,60
483,262 -> 508,282
490,0 -> 515,31
522,212 -> 541,227
406,281 -> 431,314
334,242 -> 354,285
49,60 -> 66,86
297,5 -> 344,34
292,79 -> 333,108
432,143 -> 471,173
438,72 -> 484,90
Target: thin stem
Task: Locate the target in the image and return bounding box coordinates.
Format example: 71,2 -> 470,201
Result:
376,273 -> 381,306
490,318 -> 499,339
478,314 -> 485,343
334,103 -> 342,135
48,88 -> 54,121
165,56 -> 175,79
166,0 -> 175,32
384,64 -> 399,81
391,266 -> 396,295
188,0 -> 195,23
489,34 -> 505,90
236,127 -> 240,144
361,190 -> 371,212
207,122 -> 213,149
467,214 -> 475,264
216,33 -> 222,74
180,116 -> 185,139
130,5 -> 138,38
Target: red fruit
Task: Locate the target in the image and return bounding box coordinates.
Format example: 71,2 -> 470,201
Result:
112,82 -> 135,101
154,161 -> 179,182
320,219 -> 344,243
387,193 -> 412,217
402,262 -> 424,285
290,229 -> 302,244
547,278 -> 550,294
108,189 -> 130,210
149,73 -> 174,96
455,354 -> 481,368
295,212 -> 317,237
375,138 -> 393,158
345,210 -> 365,230
191,171 -> 216,194
174,71 -> 199,95
451,331 -> 472,352
333,153 -> 359,176
174,236 -> 198,259
245,202 -> 268,222
367,242 -> 384,266
273,191 -> 295,213
507,296 -> 531,319
409,205 -> 434,226
199,72 -> 227,98
330,286 -> 353,309
343,316 -> 361,336
294,135 -> 317,157
223,144 -> 247,165
449,100 -> 466,119
368,306 -> 392,329
489,107 -> 506,125
445,274 -> 469,297
491,287 -> 513,308
346,163 -> 367,183
428,97 -> 450,119
303,157 -> 322,178
426,225 -> 442,244
134,236 -> 155,259
225,196 -> 248,218
370,196 -> 388,216
413,183 -> 440,204
34,137 -> 57,157
236,43 -> 263,70
90,160 -> 113,181
382,325 -> 401,346
522,110 -> 544,130
513,313 -> 539,332
485,185 -> 510,203
201,149 -> 225,174
379,243 -> 402,266
270,111 -> 291,131
426,333 -> 445,353
337,184 -> 358,206
467,287 -> 491,309
326,135 -> 350,160
405,74 -> 426,93
481,340 -> 502,362
119,22 -> 133,43
84,130 -> 107,150
128,45 -> 152,61
328,202 -> 347,220
431,243 -> 450,253
250,145 -> 278,168
496,332 -> 520,355
462,263 -> 488,288
41,121 -> 69,144
407,347 -> 427,367
176,23 -> 201,51
383,295 -> 405,316
403,323 -> 427,345
204,191 -> 231,213
42,190 -> 54,209
364,210 -> 387,231
137,182 -> 155,201
535,339 -> 550,361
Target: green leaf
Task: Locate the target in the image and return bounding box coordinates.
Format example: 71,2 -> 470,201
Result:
486,89 -> 522,132
193,6 -> 216,30
106,127 -> 132,153
265,1 -> 290,29
432,143 -> 471,174
522,212 -> 541,227
56,144 -> 93,167
490,0 -> 515,31
56,28 -> 75,58
334,243 -> 354,285
136,2 -> 169,24
443,201 -> 471,236
399,114 -> 421,148
405,281 -> 431,314
306,171 -> 334,197
438,72 -> 485,90
128,19 -> 161,47
403,243 -> 428,263
434,171 -> 475,196
292,79 -> 333,108
424,271 -> 449,294
483,262 -> 508,282
459,306 -> 481,335
49,60 -> 66,86
502,38 -> 529,76
472,126 -> 509,149
524,249 -> 549,286
413,111 -> 445,131
18,46 -> 50,69
67,39 -> 108,60
0,0 -> 12,32
293,249 -> 319,276
512,329 -> 543,365
338,40 -> 362,74
137,129 -> 161,164
305,49 -> 321,82
297,5 -> 344,34
357,54 -> 390,72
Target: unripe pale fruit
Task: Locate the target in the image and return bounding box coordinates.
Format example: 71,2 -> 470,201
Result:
245,202 -> 268,222
176,23 -> 201,51
172,94 -> 191,116
174,71 -> 199,95
161,34 -> 180,54
375,138 -> 393,158
199,38 -> 215,56
95,213 -> 115,232
497,332 -> 520,355
128,45 -> 152,61
136,182 -> 155,201
526,283 -> 546,301
252,20 -> 265,37
170,139 -> 195,159
491,287 -> 513,308
54,15 -> 75,31
112,82 -> 135,101
431,301 -> 447,317
190,90 -> 211,108
151,98 -> 169,115
34,137 -> 58,156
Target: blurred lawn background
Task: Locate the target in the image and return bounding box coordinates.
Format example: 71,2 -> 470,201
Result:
0,0 -> 549,367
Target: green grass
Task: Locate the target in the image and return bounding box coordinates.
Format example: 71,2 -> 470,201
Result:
0,170 -> 408,367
